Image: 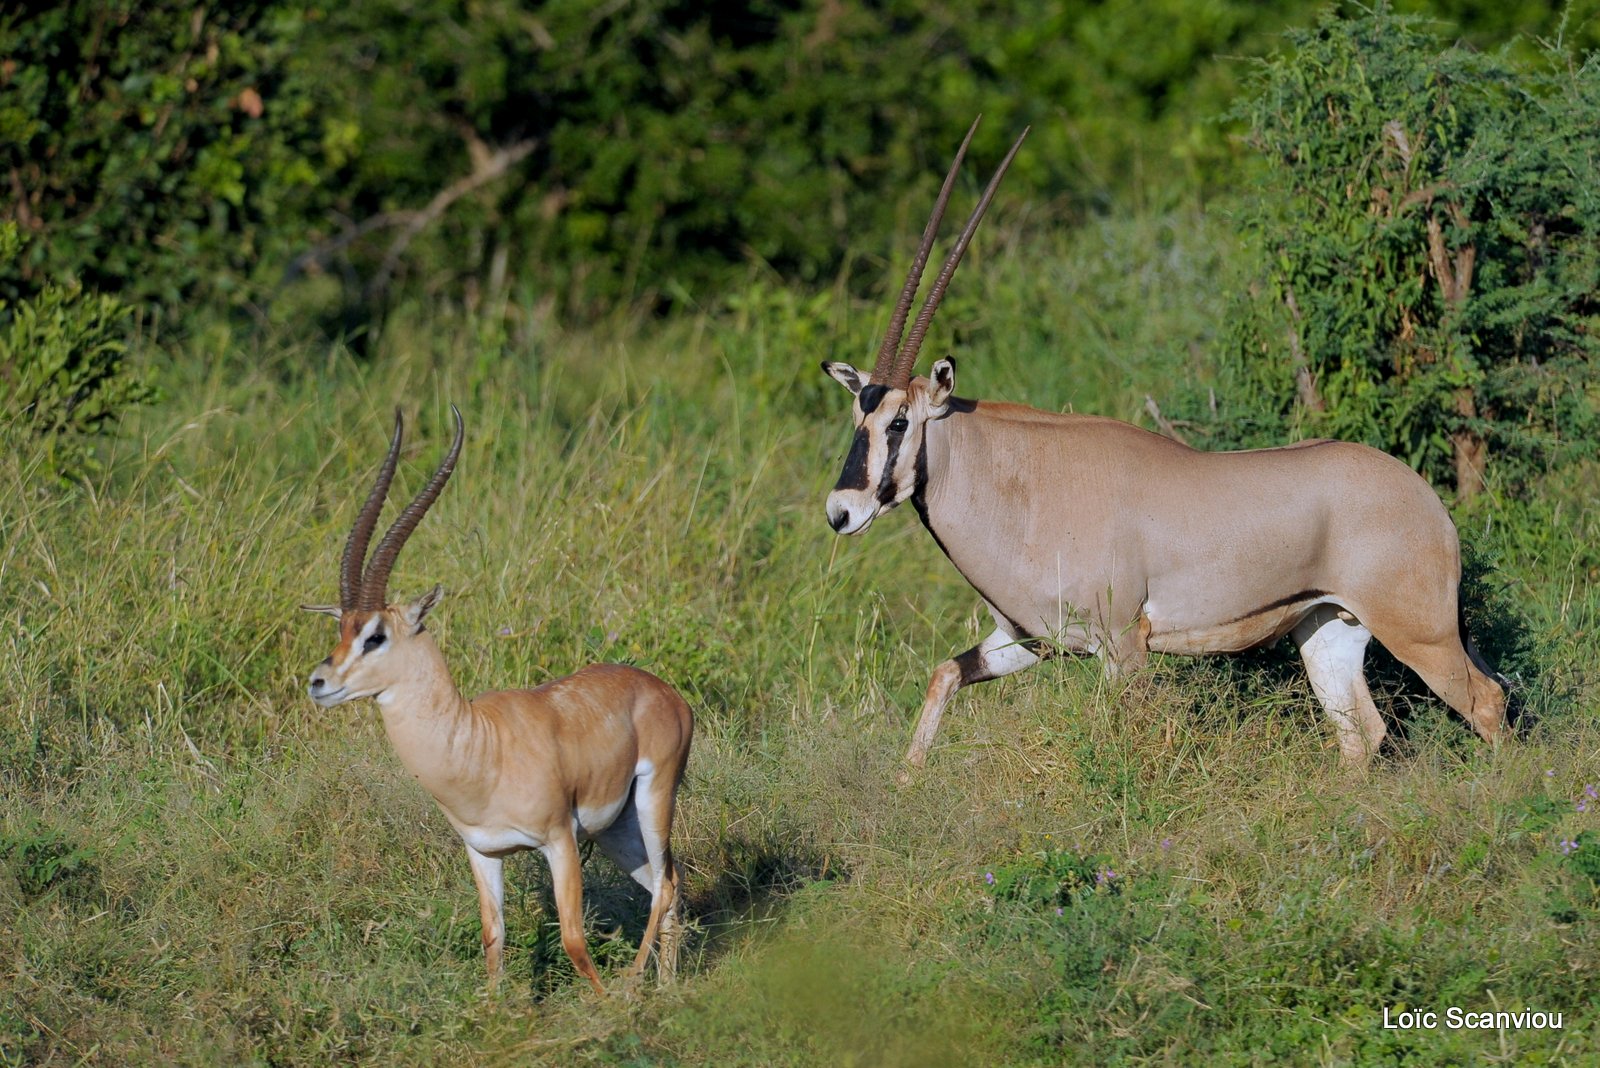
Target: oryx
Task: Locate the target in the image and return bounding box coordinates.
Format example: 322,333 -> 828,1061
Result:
822,118 -> 1507,769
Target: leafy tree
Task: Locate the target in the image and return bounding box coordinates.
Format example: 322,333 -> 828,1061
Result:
1181,10 -> 1600,500
3,0 -> 1313,324
0,3 -> 327,319
4,2 -> 1596,330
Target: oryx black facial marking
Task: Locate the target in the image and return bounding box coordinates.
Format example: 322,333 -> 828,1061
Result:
875,405 -> 910,506
834,428 -> 872,492
858,384 -> 890,415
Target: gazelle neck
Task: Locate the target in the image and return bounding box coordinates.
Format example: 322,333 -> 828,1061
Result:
370,633 -> 484,806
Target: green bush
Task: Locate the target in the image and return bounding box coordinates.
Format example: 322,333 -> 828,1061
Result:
0,227 -> 153,474
1174,10 -> 1600,501
0,3 -> 326,318
8,2 -> 1599,329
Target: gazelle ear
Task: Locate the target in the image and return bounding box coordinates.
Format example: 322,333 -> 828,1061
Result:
299,603 -> 343,619
402,585 -> 444,630
928,356 -> 957,410
822,361 -> 865,395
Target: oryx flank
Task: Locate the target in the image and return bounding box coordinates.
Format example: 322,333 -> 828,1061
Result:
822,118 -> 1507,770
304,407 -> 693,992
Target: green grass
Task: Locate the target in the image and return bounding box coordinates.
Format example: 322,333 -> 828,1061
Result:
3,212 -> 1599,1065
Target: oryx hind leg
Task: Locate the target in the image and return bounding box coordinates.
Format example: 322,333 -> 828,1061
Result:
904,620 -> 1041,771
1292,605 -> 1385,766
1372,622 -> 1508,748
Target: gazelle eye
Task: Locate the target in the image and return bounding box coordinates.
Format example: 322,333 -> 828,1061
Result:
363,631 -> 386,651
888,416 -> 909,434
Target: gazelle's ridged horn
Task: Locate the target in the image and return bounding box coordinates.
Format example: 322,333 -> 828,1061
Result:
341,409 -> 404,610
868,116 -> 982,386
357,405 -> 465,612
891,126 -> 1030,387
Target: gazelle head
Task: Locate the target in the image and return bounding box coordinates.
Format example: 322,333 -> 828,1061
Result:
823,118 -> 1027,536
304,406 -> 464,707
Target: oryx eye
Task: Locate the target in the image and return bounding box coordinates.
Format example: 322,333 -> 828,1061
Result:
363,631 -> 386,652
888,416 -> 909,434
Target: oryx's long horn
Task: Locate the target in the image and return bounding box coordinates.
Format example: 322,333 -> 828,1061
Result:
357,405 -> 465,612
341,409 -> 404,611
891,126 -> 1030,387
868,116 -> 982,386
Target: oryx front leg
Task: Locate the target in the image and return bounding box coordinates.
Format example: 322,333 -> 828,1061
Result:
466,847 -> 506,990
904,625 -> 1040,772
1293,605 -> 1384,767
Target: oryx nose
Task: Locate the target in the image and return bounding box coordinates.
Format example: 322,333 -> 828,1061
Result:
828,506 -> 849,532
308,671 -> 328,694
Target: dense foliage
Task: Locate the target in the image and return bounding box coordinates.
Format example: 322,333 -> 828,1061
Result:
9,0 -> 1597,331
1181,11 -> 1600,499
0,3 -> 324,317
0,225 -> 152,475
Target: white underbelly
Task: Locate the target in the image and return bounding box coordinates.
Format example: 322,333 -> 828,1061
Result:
457,824 -> 544,855
1146,595 -> 1337,655
447,788 -> 633,855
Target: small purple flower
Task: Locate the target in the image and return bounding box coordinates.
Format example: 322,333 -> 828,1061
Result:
1055,907 -> 1064,916
1578,799 -> 1590,813
1559,838 -> 1579,856
1096,868 -> 1117,886
984,871 -> 995,886
605,630 -> 619,644
1586,784 -> 1597,800
498,625 -> 513,636
1545,768 -> 1555,777
1160,838 -> 1173,851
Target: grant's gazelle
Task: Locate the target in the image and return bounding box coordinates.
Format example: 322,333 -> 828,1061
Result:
304,407 -> 693,990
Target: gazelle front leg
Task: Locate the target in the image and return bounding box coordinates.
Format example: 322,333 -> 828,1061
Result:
543,833 -> 606,996
903,624 -> 1041,772
466,846 -> 506,990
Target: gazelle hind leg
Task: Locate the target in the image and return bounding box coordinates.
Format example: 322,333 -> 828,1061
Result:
1292,605 -> 1385,766
594,797 -> 654,892
613,769 -> 680,981
905,622 -> 1041,771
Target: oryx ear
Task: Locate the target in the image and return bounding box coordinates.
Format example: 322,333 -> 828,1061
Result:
299,603 -> 343,619
402,585 -> 444,631
821,361 -> 864,395
928,356 -> 957,409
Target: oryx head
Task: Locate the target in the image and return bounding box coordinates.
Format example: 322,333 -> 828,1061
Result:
823,118 -> 1027,536
303,406 -> 463,707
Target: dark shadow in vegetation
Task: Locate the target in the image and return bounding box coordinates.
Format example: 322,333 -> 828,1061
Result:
1456,542 -> 1555,734
683,831 -> 843,970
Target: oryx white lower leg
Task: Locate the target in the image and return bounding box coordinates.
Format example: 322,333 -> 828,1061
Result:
1293,606 -> 1383,763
